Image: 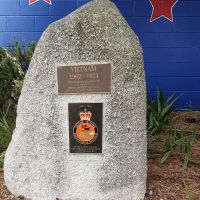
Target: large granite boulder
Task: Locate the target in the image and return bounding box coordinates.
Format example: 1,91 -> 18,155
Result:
4,0 -> 147,199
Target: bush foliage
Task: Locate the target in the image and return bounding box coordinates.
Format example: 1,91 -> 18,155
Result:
0,41 -> 35,115
0,41 -> 35,169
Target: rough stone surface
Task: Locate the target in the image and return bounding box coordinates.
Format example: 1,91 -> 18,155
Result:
4,0 -> 147,199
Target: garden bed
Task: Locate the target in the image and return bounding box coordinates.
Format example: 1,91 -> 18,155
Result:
0,111 -> 200,200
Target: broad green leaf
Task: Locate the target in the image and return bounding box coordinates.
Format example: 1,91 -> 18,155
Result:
183,152 -> 190,168
160,97 -> 178,118
157,90 -> 162,114
166,92 -> 176,105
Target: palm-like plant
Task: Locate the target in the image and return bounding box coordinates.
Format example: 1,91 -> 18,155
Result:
147,90 -> 178,135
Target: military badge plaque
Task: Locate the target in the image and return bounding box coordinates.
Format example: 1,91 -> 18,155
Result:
57,63 -> 112,94
68,103 -> 103,153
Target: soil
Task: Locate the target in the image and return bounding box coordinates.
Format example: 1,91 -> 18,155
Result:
0,112 -> 200,200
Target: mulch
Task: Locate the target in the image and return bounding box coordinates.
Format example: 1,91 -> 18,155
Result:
0,112 -> 200,200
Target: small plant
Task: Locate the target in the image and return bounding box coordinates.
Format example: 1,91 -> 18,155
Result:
183,130 -> 197,167
160,129 -> 197,167
147,90 -> 177,135
160,129 -> 181,164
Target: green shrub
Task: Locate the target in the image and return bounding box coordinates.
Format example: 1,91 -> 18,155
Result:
0,41 -> 35,169
0,47 -> 24,114
0,41 -> 35,115
14,40 -> 36,71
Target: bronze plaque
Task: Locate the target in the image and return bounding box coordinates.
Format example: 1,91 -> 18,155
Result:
57,63 -> 111,94
68,103 -> 103,153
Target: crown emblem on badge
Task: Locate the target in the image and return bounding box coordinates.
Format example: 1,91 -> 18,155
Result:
79,109 -> 92,121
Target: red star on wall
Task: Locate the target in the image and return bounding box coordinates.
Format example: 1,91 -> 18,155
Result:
149,0 -> 178,22
29,0 -> 52,5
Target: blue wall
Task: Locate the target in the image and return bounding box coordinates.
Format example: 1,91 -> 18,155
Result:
0,0 -> 200,109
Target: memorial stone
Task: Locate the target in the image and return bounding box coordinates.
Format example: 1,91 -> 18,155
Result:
4,0 -> 147,199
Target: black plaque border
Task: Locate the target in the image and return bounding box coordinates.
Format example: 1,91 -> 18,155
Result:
68,102 -> 103,154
